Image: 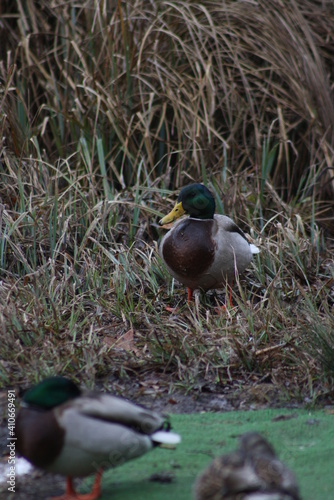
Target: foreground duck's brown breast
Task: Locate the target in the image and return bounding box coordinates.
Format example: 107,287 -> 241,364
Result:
17,408 -> 65,467
162,219 -> 216,278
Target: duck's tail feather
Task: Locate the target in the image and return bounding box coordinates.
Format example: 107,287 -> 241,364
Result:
250,244 -> 260,254
151,431 -> 181,448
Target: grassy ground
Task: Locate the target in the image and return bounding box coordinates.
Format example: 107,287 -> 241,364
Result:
0,3 -> 334,499
0,1 -> 333,402
61,409 -> 334,499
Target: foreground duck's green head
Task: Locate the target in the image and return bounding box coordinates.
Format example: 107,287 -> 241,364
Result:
159,184 -> 215,225
23,376 -> 81,410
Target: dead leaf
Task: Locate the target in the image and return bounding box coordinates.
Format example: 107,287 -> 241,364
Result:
116,328 -> 134,351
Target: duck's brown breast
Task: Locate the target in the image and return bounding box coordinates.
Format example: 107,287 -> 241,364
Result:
16,407 -> 65,468
162,219 -> 216,279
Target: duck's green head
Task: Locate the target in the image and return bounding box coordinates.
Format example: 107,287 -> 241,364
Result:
23,377 -> 81,410
159,183 -> 215,225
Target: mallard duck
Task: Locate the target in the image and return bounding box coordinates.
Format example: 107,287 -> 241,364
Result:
16,377 -> 181,500
159,183 -> 259,302
194,432 -> 300,500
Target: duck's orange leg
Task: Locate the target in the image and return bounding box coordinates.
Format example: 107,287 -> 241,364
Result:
214,282 -> 234,314
51,470 -> 103,500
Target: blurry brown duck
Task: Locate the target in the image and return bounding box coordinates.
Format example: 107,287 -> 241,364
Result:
194,432 -> 301,500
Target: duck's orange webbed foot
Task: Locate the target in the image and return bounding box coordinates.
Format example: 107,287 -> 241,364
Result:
214,284 -> 234,314
165,306 -> 177,313
51,471 -> 102,500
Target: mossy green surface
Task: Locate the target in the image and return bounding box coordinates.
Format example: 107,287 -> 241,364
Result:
82,409 -> 334,499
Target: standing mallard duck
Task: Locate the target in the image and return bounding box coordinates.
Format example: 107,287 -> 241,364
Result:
159,183 -> 259,302
16,377 -> 181,500
194,432 -> 300,500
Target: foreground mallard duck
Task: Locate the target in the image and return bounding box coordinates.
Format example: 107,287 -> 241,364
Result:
194,432 -> 300,500
159,183 -> 259,302
17,377 -> 181,500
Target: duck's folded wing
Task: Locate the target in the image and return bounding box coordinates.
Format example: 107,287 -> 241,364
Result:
214,215 -> 249,240
214,215 -> 260,254
75,393 -> 165,434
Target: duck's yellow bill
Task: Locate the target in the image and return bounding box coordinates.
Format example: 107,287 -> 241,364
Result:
159,201 -> 185,226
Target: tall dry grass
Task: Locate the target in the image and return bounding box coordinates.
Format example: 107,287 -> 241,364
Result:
1,1 -> 334,212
